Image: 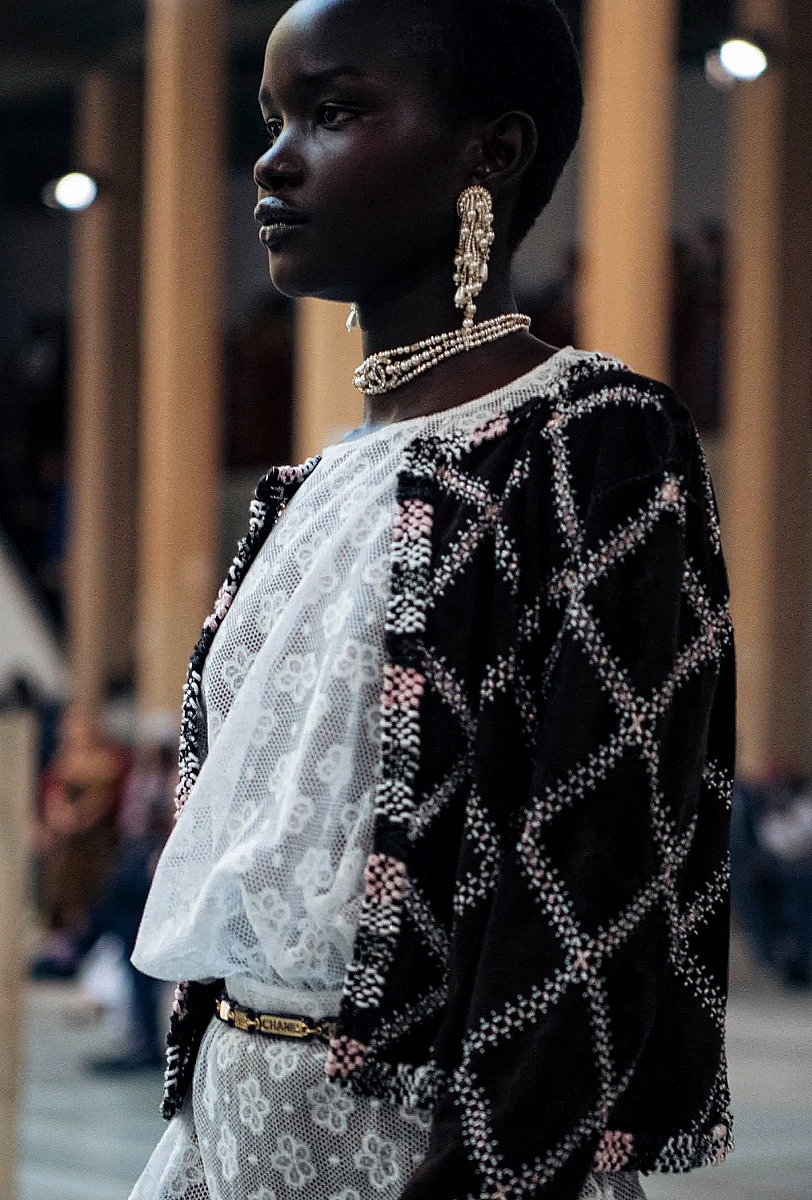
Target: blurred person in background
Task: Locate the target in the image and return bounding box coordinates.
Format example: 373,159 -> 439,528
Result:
79,734 -> 178,1072
126,2 -> 736,1199
31,704 -> 127,979
731,772 -> 812,988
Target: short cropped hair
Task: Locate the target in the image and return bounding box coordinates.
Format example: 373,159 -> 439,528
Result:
398,0 -> 583,250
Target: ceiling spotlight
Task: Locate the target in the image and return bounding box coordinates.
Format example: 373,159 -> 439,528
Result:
719,36 -> 769,83
42,172 -> 99,211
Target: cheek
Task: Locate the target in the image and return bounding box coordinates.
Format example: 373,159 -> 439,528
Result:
318,126 -> 459,231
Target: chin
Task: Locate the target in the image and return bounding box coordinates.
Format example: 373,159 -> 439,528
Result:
267,254 -> 358,304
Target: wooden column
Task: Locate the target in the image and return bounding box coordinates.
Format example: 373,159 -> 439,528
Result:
0,710 -> 36,1200
66,73 -> 141,712
294,299 -> 363,459
137,0 -> 226,720
725,0 -> 812,777
579,0 -> 678,381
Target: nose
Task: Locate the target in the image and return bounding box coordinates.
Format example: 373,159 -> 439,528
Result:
253,141 -> 304,194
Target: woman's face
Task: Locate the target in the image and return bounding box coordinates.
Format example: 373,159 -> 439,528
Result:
254,0 -> 475,302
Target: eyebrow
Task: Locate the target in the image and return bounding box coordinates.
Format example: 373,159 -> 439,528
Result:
258,65 -> 369,108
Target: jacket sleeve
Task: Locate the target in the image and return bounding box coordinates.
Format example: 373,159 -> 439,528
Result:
400,397 -> 733,1199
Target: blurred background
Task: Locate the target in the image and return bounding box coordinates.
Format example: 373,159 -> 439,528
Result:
0,0 -> 809,1198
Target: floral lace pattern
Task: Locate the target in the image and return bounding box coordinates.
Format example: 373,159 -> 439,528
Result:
128,1022 -> 432,1200
127,1024 -> 646,1200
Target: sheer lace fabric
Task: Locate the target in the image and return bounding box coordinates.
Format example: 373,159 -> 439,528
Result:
129,347 -> 646,1199
128,1026 -> 647,1200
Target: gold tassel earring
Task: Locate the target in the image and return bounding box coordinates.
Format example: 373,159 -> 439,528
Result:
454,184 -> 495,333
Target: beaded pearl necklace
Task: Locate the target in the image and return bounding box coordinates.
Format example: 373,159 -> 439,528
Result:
353,312 -> 532,397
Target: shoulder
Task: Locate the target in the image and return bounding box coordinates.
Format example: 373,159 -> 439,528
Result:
518,350 -> 701,497
441,349 -> 701,493
425,348 -> 719,540
516,353 -> 727,578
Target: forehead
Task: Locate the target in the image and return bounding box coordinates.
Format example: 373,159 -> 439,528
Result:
262,0 -> 423,97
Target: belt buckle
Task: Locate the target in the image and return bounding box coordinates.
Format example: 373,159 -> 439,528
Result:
259,1015 -> 309,1038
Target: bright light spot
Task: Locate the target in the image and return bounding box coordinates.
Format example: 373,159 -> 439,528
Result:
719,38 -> 769,82
47,172 -> 99,211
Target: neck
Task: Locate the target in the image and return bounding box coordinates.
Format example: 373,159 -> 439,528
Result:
355,264 -> 524,425
358,273 -> 518,357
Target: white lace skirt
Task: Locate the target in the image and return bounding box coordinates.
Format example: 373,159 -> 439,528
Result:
128,1010 -> 649,1200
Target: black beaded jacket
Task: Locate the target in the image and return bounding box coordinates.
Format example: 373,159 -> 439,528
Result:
160,351 -> 735,1200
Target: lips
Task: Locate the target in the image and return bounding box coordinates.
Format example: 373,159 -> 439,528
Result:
259,222 -> 306,246
254,199 -> 308,227
254,199 -> 308,248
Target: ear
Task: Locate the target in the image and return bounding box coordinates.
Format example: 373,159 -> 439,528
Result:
472,110 -> 538,193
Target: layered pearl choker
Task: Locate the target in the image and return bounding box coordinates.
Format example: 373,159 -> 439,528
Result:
353,312 -> 532,397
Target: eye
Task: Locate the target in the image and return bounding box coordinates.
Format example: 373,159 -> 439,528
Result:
264,116 -> 283,145
262,104 -> 356,147
318,103 -> 356,127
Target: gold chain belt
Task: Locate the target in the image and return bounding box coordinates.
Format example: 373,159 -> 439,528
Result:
215,996 -> 337,1044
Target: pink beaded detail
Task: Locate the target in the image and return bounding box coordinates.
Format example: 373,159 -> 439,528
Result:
364,854 -> 410,903
660,477 -> 682,505
173,782 -> 191,816
172,981 -> 188,1018
325,1036 -> 368,1079
392,497 -> 434,543
470,412 -> 510,448
711,1122 -> 732,1164
382,663 -> 426,709
594,1130 -> 634,1172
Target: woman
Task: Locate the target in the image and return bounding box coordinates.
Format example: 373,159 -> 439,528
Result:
129,2 -> 735,1198
34,706 -> 123,975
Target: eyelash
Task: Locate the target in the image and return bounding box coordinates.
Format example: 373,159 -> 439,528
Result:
264,104 -> 356,145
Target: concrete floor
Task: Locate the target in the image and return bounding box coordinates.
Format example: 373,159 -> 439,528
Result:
16,973 -> 812,1200
17,982 -> 165,1200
